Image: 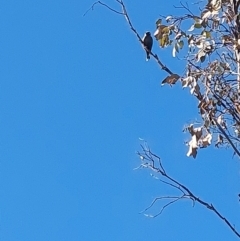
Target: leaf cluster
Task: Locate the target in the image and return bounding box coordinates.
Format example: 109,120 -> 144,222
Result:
157,0 -> 240,158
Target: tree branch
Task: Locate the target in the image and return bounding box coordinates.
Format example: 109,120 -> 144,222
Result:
137,142 -> 240,238
85,0 -> 173,75
83,1 -> 123,16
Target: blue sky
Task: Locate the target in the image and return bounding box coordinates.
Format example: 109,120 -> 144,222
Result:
0,0 -> 240,240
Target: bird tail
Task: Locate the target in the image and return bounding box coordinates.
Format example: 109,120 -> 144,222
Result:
146,52 -> 150,61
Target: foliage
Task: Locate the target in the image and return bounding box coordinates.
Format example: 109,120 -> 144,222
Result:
155,0 -> 240,159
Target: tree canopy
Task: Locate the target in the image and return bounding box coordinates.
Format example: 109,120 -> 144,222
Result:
88,0 -> 240,239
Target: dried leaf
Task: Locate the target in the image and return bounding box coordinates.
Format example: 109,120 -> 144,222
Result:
154,25 -> 169,41
173,43 -> 179,57
161,74 -> 180,86
162,26 -> 170,34
182,77 -> 190,88
207,0 -> 222,11
187,135 -> 198,158
195,127 -> 203,141
202,9 -> 212,19
196,50 -> 206,62
156,19 -> 162,27
187,125 -> 203,141
178,40 -> 184,49
165,16 -> 172,22
217,115 -> 227,129
175,32 -> 182,40
159,35 -> 170,47
201,133 -> 212,147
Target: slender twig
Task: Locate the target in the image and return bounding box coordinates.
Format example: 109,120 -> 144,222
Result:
137,144 -> 240,238
83,1 -> 123,16
140,196 -> 182,214
85,0 -> 173,75
145,196 -> 185,218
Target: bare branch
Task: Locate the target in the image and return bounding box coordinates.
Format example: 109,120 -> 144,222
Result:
137,142 -> 240,238
86,0 -> 173,75
83,1 -> 123,16
141,195 -> 186,218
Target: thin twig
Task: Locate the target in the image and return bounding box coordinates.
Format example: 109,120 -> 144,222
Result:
148,196 -> 185,218
83,1 -> 123,16
140,195 -> 184,214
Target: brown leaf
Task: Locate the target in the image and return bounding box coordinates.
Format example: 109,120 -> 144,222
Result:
201,133 -> 212,147
161,74 -> 180,86
187,125 -> 202,141
154,25 -> 167,39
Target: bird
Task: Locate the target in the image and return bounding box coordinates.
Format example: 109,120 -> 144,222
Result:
142,32 -> 153,61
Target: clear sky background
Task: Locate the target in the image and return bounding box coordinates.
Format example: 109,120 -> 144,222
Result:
0,0 -> 240,240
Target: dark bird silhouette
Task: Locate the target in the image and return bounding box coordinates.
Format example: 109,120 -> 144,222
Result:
142,32 -> 153,61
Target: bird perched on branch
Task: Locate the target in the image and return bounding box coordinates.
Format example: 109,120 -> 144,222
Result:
142,32 -> 153,61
